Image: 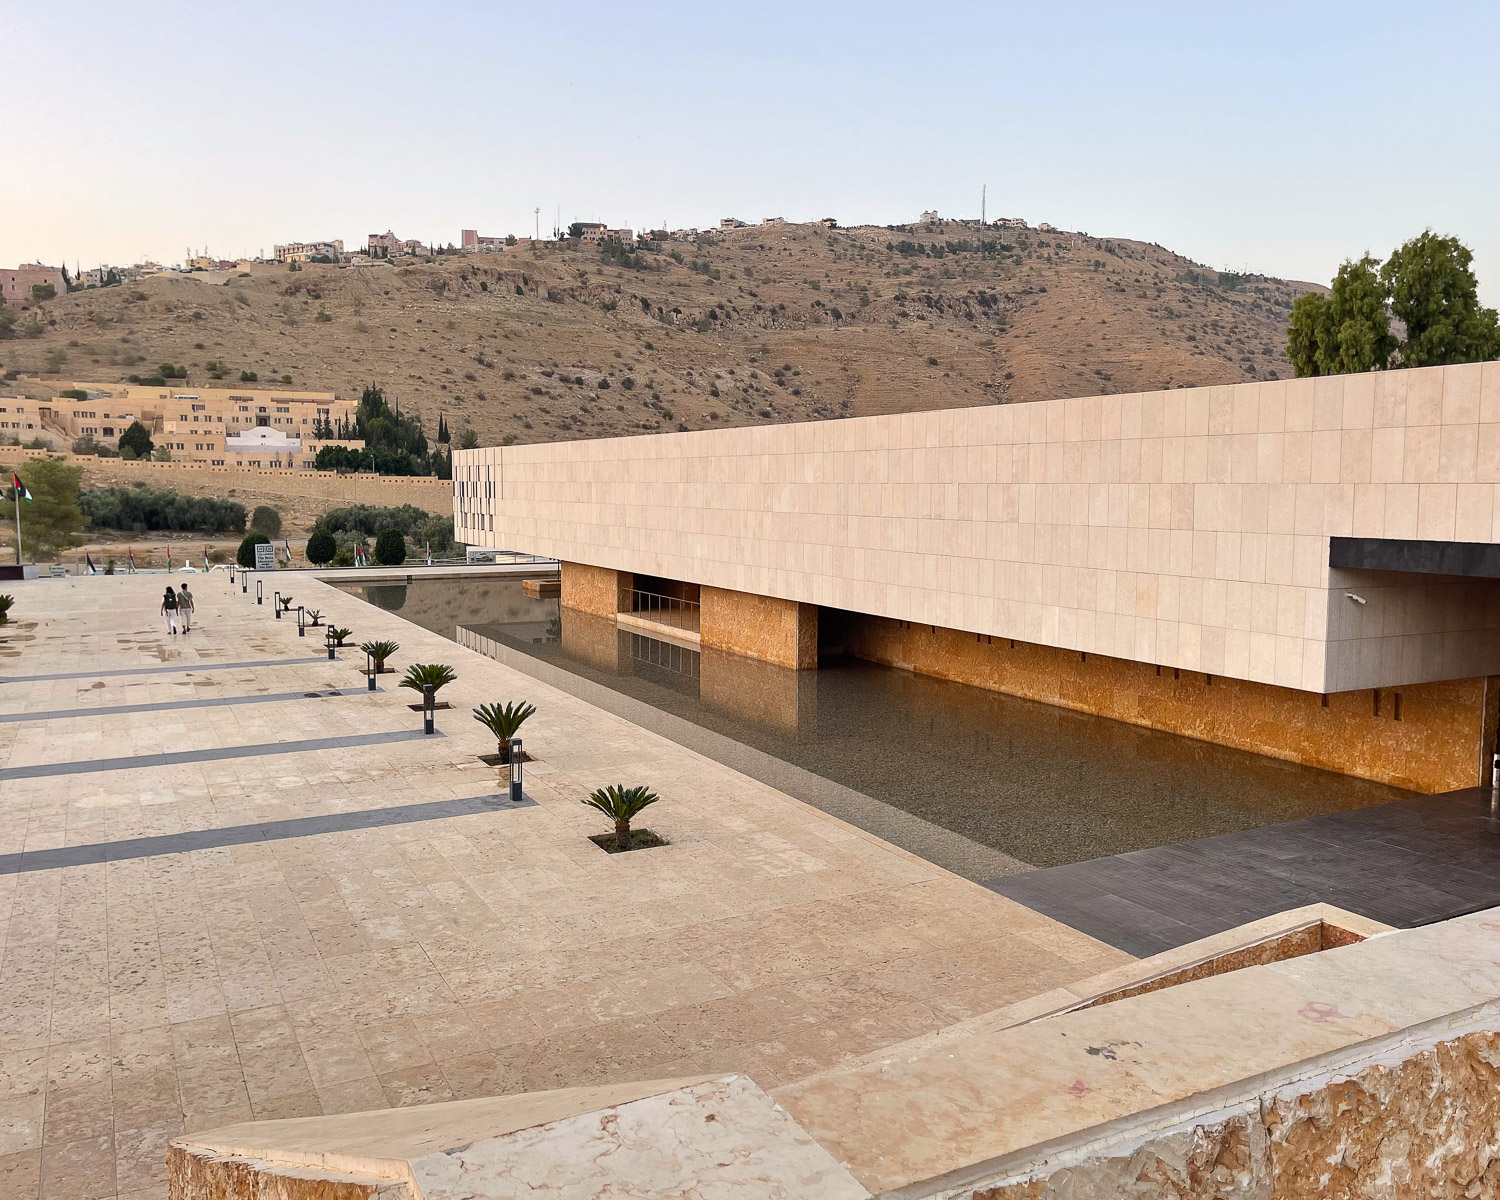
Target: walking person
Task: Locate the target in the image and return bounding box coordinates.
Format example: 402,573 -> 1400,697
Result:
161,586 -> 180,636
177,582 -> 194,633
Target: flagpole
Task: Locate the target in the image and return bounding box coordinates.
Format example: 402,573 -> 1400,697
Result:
12,485 -> 20,567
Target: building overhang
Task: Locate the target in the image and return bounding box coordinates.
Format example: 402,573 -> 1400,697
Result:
1330,537 -> 1500,580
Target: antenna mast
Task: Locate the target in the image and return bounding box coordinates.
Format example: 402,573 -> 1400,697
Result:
981,185 -> 986,226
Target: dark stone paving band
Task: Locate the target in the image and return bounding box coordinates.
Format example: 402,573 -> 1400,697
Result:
1,657 -> 328,684
0,791 -> 535,874
0,728 -> 439,780
985,787 -> 1500,957
0,689 -> 357,724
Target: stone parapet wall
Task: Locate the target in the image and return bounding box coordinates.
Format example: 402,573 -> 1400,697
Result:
0,451 -> 451,534
836,610 -> 1493,791
973,1029 -> 1500,1199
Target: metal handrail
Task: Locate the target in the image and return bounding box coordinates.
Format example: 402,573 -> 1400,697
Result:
628,589 -> 700,631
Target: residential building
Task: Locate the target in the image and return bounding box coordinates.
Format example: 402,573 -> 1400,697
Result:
272,240 -> 344,263
1,264 -> 67,309
0,396 -> 40,436
718,217 -> 748,230
455,361 -> 1500,797
994,216 -> 1027,228
38,381 -> 358,466
606,228 -> 636,247
367,231 -> 429,259
1037,222 -> 1057,232
918,210 -> 940,223
763,217 -> 786,226
816,217 -> 838,229
572,222 -> 608,244
461,229 -> 507,251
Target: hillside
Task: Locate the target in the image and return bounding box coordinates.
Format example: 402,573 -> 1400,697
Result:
5,221 -> 1315,447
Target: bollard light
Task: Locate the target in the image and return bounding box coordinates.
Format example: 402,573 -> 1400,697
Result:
242,569 -> 248,594
325,626 -> 336,661
422,683 -> 435,735
508,737 -> 524,803
256,579 -> 263,605
365,648 -> 377,691
274,591 -> 282,619
296,606 -> 306,637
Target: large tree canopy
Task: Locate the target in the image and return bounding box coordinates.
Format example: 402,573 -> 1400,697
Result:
1383,231 -> 1500,369
1288,231 -> 1500,377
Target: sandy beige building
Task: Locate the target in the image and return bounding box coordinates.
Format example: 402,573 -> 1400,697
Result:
456,362 -> 1500,792
38,380 -> 359,466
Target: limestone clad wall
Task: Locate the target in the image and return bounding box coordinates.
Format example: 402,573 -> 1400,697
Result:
837,612 -> 1494,791
456,362 -> 1500,694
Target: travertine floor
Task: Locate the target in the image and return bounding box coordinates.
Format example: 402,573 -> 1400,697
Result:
0,573 -> 1131,1200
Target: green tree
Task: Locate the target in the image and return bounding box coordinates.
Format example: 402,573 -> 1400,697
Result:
374,527 -> 406,565
459,429 -> 479,450
236,532 -> 271,567
437,414 -> 450,444
304,529 -> 336,565
1382,230 -> 1500,368
1286,256 -> 1395,377
250,505 -> 282,538
12,458 -> 86,560
118,420 -> 154,458
30,283 -> 56,304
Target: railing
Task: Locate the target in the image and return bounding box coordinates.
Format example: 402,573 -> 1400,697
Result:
628,589 -> 700,633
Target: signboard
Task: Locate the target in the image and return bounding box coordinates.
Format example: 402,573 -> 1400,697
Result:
254,543 -> 277,572
49,564 -> 67,579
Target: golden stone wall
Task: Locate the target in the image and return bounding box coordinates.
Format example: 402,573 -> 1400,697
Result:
701,586 -> 818,670
559,561 -> 624,619
838,612 -> 1493,792
975,1029 -> 1500,1200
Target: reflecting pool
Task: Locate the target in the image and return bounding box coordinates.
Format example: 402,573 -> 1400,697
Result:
335,576 -> 1410,870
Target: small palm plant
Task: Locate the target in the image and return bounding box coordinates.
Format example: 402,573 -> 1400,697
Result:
400,663 -> 457,697
473,701 -> 536,761
0,595 -> 13,625
331,627 -> 353,647
305,608 -> 323,626
278,595 -> 294,611
583,784 -> 660,852
359,639 -> 399,671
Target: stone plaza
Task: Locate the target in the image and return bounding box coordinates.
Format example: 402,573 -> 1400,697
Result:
0,572 -> 1128,1200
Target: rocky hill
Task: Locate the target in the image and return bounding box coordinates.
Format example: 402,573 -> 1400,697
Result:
5,221 -> 1315,446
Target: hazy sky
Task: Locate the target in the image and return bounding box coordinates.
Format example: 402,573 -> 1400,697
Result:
7,0 -> 1499,299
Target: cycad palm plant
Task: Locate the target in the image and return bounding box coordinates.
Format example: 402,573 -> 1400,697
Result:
473,701 -> 537,761
399,663 -> 457,697
359,639 -> 399,671
330,627 -> 353,647
0,595 -> 13,625
583,784 -> 660,852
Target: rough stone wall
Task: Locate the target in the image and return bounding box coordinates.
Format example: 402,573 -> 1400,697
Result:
560,561 -> 622,618
701,586 -> 817,670
971,1030 -> 1500,1200
167,1144 -> 411,1200
839,612 -> 1490,792
0,451 -> 450,535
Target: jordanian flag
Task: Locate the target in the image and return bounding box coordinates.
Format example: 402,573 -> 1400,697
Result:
12,474 -> 31,503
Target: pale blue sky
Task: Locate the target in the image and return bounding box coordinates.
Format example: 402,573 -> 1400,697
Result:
7,0 -> 1499,299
